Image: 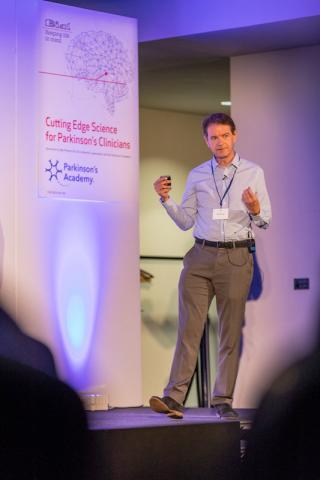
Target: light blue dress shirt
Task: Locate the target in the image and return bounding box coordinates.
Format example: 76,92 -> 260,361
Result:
162,153 -> 271,241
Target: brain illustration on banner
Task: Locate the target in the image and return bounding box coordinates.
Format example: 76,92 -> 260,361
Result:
66,31 -> 133,114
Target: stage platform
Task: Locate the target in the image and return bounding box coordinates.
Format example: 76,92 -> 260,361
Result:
86,407 -> 255,480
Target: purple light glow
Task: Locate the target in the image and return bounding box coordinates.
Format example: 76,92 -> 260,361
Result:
54,204 -> 100,370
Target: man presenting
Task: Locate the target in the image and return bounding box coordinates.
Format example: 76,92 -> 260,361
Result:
149,113 -> 271,419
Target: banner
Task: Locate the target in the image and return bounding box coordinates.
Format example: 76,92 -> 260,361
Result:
38,1 -> 138,202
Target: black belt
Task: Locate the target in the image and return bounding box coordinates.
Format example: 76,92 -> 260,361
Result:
195,237 -> 255,249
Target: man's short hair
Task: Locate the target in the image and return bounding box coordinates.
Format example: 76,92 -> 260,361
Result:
202,113 -> 236,137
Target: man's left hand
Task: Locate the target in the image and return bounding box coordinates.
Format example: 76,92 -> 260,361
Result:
242,187 -> 260,215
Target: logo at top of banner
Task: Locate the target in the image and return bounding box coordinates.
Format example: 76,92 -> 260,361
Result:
45,18 -> 71,31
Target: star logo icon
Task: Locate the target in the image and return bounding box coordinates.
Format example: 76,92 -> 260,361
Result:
45,159 -> 63,182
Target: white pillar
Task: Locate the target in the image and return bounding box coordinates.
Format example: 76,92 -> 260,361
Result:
0,0 -> 141,407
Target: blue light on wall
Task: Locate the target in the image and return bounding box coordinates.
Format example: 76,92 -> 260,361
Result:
54,204 -> 100,370
66,294 -> 87,350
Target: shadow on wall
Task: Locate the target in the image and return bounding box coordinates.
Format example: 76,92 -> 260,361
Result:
248,252 -> 263,301
240,252 -> 263,356
140,259 -> 222,352
142,288 -> 179,349
140,253 -> 260,394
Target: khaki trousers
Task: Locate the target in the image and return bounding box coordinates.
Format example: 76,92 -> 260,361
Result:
163,243 -> 253,405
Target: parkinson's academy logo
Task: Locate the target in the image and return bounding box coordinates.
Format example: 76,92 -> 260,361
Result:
45,159 -> 97,188
45,159 -> 66,187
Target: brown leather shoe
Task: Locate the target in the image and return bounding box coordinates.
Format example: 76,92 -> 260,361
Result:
149,395 -> 184,419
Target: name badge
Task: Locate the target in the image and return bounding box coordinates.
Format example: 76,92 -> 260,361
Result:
213,208 -> 229,220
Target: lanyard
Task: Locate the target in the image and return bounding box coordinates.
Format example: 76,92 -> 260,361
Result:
210,159 -> 237,207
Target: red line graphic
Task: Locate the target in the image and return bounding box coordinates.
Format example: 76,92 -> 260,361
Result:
95,71 -> 108,81
38,70 -> 125,85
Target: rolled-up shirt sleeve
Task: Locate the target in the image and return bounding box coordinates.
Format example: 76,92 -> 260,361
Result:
161,172 -> 197,231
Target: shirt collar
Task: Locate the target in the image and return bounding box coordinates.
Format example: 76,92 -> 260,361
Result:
211,152 -> 240,170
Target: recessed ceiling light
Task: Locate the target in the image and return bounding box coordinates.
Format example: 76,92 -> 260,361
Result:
220,101 -> 232,106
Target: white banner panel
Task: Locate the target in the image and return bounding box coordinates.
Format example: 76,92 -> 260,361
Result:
38,1 -> 138,202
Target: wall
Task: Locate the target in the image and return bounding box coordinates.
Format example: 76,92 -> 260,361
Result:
140,108 -> 210,257
136,0 -> 320,42
141,46 -> 320,407
4,0 -> 318,410
140,108 -> 218,404
52,0 -> 320,42
231,44 -> 320,407
0,1 -> 16,312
